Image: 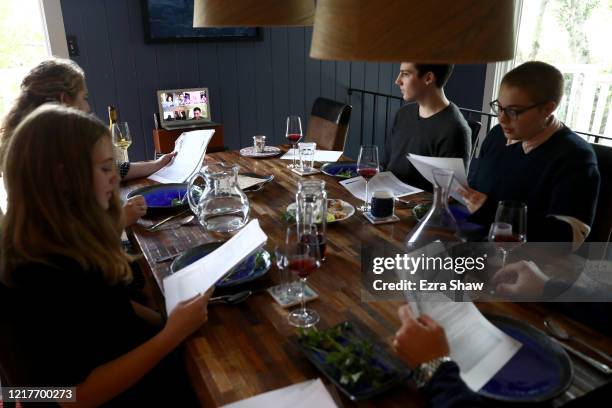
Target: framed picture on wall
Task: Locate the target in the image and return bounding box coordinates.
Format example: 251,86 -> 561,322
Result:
141,0 -> 260,43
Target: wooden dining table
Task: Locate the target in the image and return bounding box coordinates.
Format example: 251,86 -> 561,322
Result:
121,149 -> 612,407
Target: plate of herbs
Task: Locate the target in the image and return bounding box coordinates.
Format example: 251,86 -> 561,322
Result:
126,183 -> 188,216
298,321 -> 411,401
321,162 -> 359,179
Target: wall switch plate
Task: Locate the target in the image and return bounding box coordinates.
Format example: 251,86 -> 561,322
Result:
67,35 -> 79,57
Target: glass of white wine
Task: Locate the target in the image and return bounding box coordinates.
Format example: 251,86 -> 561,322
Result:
111,122 -> 132,162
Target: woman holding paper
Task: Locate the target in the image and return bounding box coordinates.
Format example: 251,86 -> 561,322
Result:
459,62 -> 599,246
0,58 -> 176,225
0,105 -> 207,406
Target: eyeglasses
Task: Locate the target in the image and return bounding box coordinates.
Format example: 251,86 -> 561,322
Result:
489,100 -> 547,120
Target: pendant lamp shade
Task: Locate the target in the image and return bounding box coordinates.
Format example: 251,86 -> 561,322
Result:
193,0 -> 314,27
310,0 -> 516,62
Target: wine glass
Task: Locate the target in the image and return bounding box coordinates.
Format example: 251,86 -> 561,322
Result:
286,116 -> 303,169
111,122 -> 132,162
284,223 -> 321,328
273,245 -> 300,303
356,145 -> 380,212
488,201 -> 527,268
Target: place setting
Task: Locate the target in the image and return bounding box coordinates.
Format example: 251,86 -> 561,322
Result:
239,135 -> 282,158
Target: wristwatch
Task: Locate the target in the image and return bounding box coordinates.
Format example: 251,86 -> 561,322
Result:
413,356 -> 453,388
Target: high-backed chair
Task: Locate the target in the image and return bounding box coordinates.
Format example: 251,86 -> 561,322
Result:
588,143 -> 612,243
466,119 -> 482,183
467,119 -> 482,148
305,97 -> 352,151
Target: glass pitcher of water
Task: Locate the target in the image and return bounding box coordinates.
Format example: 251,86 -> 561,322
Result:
187,162 -> 249,233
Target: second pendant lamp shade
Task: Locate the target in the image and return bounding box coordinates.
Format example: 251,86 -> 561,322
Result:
310,0 -> 517,62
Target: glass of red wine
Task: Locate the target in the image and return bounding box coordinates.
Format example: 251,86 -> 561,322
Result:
488,201 -> 527,268
356,145 -> 380,212
286,115 -> 303,168
284,223 -> 322,328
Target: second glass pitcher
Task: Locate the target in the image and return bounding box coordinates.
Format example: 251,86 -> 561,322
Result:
187,162 -> 249,233
405,168 -> 464,249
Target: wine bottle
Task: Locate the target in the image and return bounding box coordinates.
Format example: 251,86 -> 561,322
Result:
108,105 -> 117,131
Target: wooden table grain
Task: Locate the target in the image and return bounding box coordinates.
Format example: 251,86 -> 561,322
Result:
122,150 -> 612,407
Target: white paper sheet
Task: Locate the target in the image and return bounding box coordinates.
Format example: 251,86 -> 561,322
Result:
406,154 -> 468,205
421,302 -> 521,390
163,219 -> 267,314
281,149 -> 343,163
148,129 -> 214,183
339,171 -> 422,202
400,273 -> 521,391
221,379 -> 337,408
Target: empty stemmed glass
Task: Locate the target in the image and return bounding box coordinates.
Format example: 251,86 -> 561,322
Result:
286,115 -> 303,168
356,145 -> 380,212
273,245 -> 300,304
283,223 -> 322,328
488,201 -> 527,268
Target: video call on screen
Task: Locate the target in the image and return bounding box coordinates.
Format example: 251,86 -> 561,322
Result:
161,90 -> 209,121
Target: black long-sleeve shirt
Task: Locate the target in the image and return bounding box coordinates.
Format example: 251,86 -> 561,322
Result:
468,125 -> 600,242
0,257 -> 198,407
383,102 -> 471,191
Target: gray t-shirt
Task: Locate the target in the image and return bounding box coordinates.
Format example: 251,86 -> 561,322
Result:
383,102 -> 471,191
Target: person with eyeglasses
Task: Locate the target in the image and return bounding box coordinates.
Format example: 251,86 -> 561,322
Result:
459,61 -> 600,247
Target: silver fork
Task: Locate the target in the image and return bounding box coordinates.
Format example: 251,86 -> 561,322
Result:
145,209 -> 191,232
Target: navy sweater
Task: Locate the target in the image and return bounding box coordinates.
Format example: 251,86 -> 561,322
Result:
468,125 -> 600,242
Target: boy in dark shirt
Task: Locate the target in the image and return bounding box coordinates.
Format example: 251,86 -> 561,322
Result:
460,62 -> 599,246
383,63 -> 471,191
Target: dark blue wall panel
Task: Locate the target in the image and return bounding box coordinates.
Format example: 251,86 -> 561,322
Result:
60,0 -> 486,161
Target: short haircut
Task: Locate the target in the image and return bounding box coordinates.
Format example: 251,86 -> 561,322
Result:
414,64 -> 454,88
193,107 -> 201,113
501,61 -> 564,105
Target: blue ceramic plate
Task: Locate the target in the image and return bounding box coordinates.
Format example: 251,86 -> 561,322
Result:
321,162 -> 358,179
170,242 -> 271,288
127,183 -> 189,214
298,321 -> 411,401
480,314 -> 573,403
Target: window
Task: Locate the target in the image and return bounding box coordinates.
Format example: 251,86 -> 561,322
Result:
0,0 -> 48,120
0,0 -> 67,213
484,0 -> 612,145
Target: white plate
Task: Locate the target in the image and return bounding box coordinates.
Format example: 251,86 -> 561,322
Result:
287,198 -> 355,224
240,146 -> 282,158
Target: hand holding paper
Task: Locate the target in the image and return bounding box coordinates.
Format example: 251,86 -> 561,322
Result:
393,305 -> 450,369
456,186 -> 488,214
148,129 -> 215,183
406,154 -> 468,205
400,297 -> 521,390
163,219 -> 268,314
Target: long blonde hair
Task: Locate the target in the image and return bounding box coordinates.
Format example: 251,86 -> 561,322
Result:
0,58 -> 85,170
0,104 -> 132,286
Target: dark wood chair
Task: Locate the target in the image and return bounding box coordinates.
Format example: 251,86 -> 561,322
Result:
304,97 -> 352,151
467,119 -> 482,159
588,143 -> 612,243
